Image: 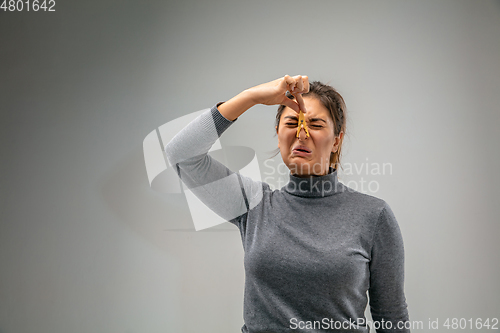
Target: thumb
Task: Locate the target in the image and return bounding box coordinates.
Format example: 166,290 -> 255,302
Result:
295,94 -> 307,113
281,98 -> 300,113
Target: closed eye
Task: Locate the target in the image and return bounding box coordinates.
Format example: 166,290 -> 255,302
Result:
286,123 -> 322,128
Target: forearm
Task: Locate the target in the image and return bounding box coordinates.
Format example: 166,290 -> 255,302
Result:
217,89 -> 257,121
164,105 -> 249,223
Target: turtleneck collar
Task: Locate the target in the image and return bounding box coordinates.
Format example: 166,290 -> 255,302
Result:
283,167 -> 343,198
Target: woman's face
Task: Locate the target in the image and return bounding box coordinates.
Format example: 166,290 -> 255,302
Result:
276,96 -> 343,177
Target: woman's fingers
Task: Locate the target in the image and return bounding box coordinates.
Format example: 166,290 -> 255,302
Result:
283,75 -> 294,85
295,75 -> 304,91
283,75 -> 295,92
302,75 -> 309,93
285,74 -> 309,94
281,74 -> 310,113
257,74 -> 309,109
281,96 -> 300,113
248,75 -> 308,107
295,93 -> 307,113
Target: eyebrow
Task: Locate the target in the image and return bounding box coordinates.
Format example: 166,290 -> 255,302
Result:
284,116 -> 327,123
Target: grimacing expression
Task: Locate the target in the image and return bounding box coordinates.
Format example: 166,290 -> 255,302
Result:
276,96 -> 343,177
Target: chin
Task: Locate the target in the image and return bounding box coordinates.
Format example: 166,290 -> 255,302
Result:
290,160 -> 330,176
287,161 -> 313,175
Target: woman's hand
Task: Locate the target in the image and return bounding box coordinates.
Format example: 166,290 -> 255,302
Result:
218,75 -> 309,121
245,75 -> 310,113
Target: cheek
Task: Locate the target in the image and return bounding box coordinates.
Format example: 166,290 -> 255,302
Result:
314,133 -> 335,149
278,127 -> 296,143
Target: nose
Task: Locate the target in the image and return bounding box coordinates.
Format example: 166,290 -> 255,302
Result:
298,124 -> 309,140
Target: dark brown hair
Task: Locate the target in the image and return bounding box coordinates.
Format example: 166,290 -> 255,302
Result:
271,81 -> 347,171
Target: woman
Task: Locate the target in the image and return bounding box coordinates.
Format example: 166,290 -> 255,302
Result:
165,75 -> 410,333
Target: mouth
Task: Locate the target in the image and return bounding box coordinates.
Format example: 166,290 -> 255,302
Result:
292,145 -> 312,156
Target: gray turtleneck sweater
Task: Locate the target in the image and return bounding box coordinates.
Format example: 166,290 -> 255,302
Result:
165,103 -> 410,333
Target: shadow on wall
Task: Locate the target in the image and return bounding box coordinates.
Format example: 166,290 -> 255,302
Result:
99,143 -> 257,249
99,144 -> 249,331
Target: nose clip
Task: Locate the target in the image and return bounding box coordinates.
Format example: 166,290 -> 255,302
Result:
296,110 -> 310,138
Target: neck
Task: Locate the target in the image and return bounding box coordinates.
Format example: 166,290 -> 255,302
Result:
283,167 -> 344,198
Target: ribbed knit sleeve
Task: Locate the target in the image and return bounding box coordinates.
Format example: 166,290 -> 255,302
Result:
164,103 -> 265,225
368,202 -> 410,332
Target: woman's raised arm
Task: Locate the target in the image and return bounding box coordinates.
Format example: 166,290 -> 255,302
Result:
218,75 -> 310,120
164,75 -> 309,226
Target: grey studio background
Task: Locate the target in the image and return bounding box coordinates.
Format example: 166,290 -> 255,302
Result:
1,0 -> 499,332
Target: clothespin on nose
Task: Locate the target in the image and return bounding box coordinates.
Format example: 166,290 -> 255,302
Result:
296,109 -> 310,138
